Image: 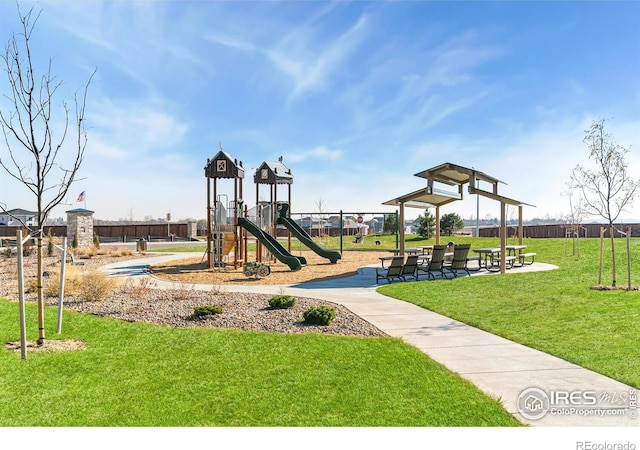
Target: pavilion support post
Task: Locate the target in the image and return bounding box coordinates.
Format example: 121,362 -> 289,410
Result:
435,206 -> 441,245
399,202 -> 405,255
518,205 -> 523,245
500,200 -> 507,274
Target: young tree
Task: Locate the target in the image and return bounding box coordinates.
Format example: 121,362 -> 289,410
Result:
440,212 -> 464,236
314,197 -> 327,238
383,213 -> 398,234
571,118 -> 639,287
561,185 -> 587,257
0,6 -> 94,343
416,210 -> 436,239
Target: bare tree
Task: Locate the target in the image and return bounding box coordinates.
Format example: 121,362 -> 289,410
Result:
314,197 -> 327,238
571,118 -> 638,287
561,185 -> 587,257
0,5 -> 94,344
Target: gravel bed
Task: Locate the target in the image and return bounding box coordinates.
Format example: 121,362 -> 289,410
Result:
1,253 -> 387,338
58,288 -> 386,337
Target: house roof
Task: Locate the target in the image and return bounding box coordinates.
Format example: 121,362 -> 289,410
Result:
0,208 -> 37,216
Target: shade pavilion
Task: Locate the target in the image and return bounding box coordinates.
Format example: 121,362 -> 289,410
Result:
383,162 -> 534,274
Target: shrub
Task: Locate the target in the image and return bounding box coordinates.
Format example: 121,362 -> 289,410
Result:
78,271 -> 116,302
25,278 -> 38,294
268,294 -> 296,309
22,241 -> 33,256
93,233 -> 100,250
189,305 -> 223,319
47,232 -> 55,257
120,277 -> 157,301
72,233 -> 78,249
108,247 -> 133,257
303,305 -> 336,326
43,266 -> 83,297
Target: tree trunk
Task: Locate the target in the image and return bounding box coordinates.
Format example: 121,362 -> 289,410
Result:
598,227 -> 604,285
609,224 -> 617,287
36,235 -> 45,344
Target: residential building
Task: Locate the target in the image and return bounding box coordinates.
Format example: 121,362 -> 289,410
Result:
0,208 -> 38,227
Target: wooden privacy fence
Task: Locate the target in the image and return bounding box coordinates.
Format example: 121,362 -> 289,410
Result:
1,223 -> 193,244
478,223 -> 640,239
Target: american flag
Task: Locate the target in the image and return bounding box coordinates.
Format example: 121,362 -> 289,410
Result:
77,191 -> 85,202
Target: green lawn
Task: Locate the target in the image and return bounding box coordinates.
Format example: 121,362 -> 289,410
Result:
0,300 -> 520,426
6,234 -> 636,425
379,236 -> 640,389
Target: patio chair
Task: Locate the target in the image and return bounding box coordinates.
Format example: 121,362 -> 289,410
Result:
444,244 -> 471,278
399,254 -> 420,281
417,245 -> 447,280
375,256 -> 405,284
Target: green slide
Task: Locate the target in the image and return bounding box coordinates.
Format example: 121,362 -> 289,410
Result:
238,218 -> 306,271
277,217 -> 342,264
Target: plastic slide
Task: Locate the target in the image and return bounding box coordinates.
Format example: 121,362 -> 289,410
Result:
212,231 -> 235,256
237,218 -> 307,271
276,217 -> 342,264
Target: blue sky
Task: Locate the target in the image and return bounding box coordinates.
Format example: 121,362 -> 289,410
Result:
0,1 -> 639,223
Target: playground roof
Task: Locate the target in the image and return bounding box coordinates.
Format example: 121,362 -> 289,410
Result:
254,160 -> 293,185
205,150 -> 245,179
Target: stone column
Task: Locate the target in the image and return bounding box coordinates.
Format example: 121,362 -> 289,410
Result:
66,208 -> 95,248
187,221 -> 198,240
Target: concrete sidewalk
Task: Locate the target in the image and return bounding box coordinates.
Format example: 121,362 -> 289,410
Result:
101,253 -> 638,427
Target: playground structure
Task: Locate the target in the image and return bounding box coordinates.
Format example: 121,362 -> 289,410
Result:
205,150 -> 343,272
276,203 -> 341,264
204,150 -> 246,269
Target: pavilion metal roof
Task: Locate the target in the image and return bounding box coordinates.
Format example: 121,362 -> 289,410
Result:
382,186 -> 461,209
383,162 -> 533,209
413,162 -> 504,186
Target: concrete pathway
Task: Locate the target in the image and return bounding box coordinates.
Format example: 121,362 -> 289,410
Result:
100,253 -> 638,427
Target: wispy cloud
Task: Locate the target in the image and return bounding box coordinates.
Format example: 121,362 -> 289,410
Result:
206,32 -> 256,52
266,14 -> 369,97
285,146 -> 342,164
86,97 -> 190,160
205,11 -> 370,99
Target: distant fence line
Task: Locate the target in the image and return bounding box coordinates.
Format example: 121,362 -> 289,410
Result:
478,223 -> 640,239
4,222 -> 638,244
1,223 -> 194,243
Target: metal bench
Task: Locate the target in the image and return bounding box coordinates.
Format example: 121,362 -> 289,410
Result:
517,252 -> 536,266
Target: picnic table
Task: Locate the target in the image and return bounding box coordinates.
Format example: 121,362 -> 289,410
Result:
506,245 -> 537,266
391,248 -> 423,256
472,248 -> 517,271
379,256 -> 397,268
506,245 -> 527,256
